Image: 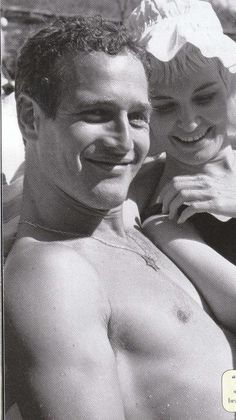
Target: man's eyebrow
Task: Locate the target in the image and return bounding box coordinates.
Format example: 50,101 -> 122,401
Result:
77,98 -> 152,112
76,99 -> 116,108
193,82 -> 218,93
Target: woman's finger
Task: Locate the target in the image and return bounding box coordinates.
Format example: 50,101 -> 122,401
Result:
159,177 -> 211,212
168,190 -> 213,219
177,201 -> 213,223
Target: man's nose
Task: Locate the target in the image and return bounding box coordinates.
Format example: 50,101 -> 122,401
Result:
177,105 -> 200,132
104,113 -> 133,152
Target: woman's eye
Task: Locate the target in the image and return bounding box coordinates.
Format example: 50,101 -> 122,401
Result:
194,92 -> 217,105
152,103 -> 176,114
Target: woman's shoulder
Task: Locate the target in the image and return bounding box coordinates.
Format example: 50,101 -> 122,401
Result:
129,154 -> 166,211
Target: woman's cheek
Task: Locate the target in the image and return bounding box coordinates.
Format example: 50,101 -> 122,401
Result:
151,113 -> 174,136
149,118 -> 171,155
204,97 -> 228,123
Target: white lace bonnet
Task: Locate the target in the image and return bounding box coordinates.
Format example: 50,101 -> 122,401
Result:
126,0 -> 236,73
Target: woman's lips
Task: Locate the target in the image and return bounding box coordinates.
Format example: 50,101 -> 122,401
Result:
172,127 -> 212,144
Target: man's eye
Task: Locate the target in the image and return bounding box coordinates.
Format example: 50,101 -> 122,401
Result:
129,112 -> 150,127
81,109 -> 112,123
194,92 -> 217,105
152,103 -> 176,114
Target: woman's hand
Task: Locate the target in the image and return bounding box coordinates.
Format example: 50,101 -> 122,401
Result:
157,173 -> 236,223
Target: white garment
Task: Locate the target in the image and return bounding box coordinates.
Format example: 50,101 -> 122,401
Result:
2,92 -> 25,183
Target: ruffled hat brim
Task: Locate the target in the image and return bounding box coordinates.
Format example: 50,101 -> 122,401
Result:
127,0 -> 236,73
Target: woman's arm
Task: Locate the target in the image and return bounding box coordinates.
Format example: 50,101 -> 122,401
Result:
143,217 -> 236,333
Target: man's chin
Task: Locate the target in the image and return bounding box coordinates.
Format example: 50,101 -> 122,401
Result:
98,195 -> 127,211
83,189 -> 127,212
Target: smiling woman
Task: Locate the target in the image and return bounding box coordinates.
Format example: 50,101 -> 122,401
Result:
149,49 -> 229,167
126,0 -> 236,334
127,0 -> 236,230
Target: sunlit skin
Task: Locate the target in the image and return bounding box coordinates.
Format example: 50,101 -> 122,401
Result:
34,51 -> 151,213
130,55 -> 236,362
5,51 -> 235,420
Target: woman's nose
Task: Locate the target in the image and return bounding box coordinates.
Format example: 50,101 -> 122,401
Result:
177,106 -> 201,132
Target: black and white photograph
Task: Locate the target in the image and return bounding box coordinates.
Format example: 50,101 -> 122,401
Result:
2,0 -> 236,419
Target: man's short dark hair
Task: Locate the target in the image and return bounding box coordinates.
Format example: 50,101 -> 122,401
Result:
15,15 -> 149,118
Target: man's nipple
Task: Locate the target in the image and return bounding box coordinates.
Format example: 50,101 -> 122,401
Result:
176,308 -> 191,324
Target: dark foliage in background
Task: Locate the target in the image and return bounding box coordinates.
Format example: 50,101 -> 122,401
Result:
1,0 -> 140,79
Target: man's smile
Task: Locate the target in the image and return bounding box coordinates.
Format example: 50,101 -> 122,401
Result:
84,157 -> 135,174
86,158 -> 134,165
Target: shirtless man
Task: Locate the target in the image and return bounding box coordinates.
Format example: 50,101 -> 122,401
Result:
4,16 -> 235,419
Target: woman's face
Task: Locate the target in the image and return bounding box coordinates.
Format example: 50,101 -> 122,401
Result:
150,62 -> 229,166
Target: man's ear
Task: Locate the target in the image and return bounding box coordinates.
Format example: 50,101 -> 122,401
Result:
16,94 -> 43,142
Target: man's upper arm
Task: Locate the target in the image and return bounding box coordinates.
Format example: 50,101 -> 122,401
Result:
5,242 -> 125,419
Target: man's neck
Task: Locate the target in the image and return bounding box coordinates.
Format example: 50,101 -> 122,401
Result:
160,145 -> 235,189
20,168 -> 127,240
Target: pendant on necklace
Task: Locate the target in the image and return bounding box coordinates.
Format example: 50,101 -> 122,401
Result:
141,254 -> 160,271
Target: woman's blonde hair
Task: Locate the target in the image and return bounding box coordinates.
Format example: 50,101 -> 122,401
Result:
149,43 -> 232,90
149,42 -> 236,145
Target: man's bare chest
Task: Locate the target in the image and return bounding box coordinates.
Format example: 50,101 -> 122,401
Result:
75,229 -> 204,308
71,232 -> 218,354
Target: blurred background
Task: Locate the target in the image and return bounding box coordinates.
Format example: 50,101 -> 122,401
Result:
1,0 -> 141,82
1,0 -> 236,83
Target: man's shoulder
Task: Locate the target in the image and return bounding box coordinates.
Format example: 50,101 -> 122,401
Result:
7,236 -> 94,272
9,235 -> 91,261
5,237 -> 103,307
5,238 -> 111,364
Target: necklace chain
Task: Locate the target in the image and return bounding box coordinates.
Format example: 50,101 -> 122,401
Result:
19,221 -> 83,237
19,220 -> 160,271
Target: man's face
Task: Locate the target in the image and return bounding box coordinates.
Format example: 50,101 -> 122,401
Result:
37,50 -> 150,210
